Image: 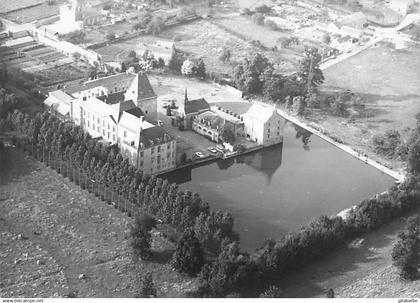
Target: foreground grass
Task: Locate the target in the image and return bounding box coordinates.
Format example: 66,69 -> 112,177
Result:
0,147 -> 196,298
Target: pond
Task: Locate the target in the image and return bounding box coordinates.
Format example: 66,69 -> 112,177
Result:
162,122 -> 395,251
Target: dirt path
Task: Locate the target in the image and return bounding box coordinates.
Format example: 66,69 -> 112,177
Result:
0,147 -> 195,298
280,210 -> 420,298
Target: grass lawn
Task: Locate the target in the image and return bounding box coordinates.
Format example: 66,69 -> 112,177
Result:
307,44 -> 420,171
0,147 -> 196,298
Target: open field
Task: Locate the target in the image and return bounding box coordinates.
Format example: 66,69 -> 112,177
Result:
0,0 -> 45,14
280,208 -> 420,298
156,19 -> 288,74
0,147 -> 196,298
2,2 -> 60,24
305,44 -> 420,171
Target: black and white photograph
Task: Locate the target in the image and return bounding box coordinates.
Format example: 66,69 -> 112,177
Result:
0,0 -> 419,299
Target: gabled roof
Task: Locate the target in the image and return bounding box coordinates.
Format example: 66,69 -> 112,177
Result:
139,126 -> 173,149
109,100 -> 137,122
125,107 -> 144,118
184,98 -> 210,115
243,103 -> 277,123
119,111 -> 147,133
195,111 -> 225,130
137,73 -> 156,100
81,97 -> 113,117
44,90 -> 74,107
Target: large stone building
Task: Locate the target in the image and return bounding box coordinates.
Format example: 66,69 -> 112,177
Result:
65,72 -> 157,122
44,72 -> 175,174
242,103 -> 285,146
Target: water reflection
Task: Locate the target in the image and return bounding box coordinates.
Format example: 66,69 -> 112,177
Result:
238,143 -> 283,184
294,124 -> 312,151
161,122 -> 393,251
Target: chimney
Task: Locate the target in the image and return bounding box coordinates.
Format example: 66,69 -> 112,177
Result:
184,87 -> 188,102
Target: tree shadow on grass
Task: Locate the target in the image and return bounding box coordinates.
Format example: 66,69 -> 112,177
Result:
0,147 -> 38,186
152,248 -> 175,265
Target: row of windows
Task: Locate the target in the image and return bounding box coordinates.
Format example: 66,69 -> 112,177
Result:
139,157 -> 175,168
140,142 -> 173,157
266,132 -> 280,139
267,126 -> 281,133
86,120 -> 116,141
141,160 -> 176,172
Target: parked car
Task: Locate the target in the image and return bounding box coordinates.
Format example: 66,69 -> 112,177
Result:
194,152 -> 205,158
207,147 -> 218,153
215,145 -> 225,153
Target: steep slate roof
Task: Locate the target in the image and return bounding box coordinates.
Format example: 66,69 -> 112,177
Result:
109,100 -> 137,122
184,98 -> 210,115
125,107 -> 144,118
243,103 -> 276,123
137,73 -> 157,100
97,91 -> 125,104
64,72 -> 156,102
139,126 -> 173,149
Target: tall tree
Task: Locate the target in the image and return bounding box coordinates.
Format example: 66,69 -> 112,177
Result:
136,272 -> 157,298
171,229 -> 205,276
392,215 -> 420,280
298,47 -> 324,94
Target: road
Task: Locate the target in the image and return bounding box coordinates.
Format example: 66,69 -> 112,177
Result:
321,13 -> 420,70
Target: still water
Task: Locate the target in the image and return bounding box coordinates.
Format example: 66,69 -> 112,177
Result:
162,122 -> 395,251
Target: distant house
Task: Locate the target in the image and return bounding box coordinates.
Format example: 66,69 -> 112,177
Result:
390,0 -> 414,15
243,103 -> 285,146
58,0 -> 108,33
339,25 -> 362,39
176,89 -> 210,130
326,22 -> 341,35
